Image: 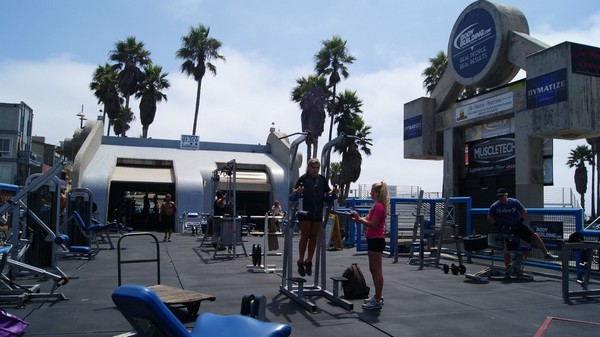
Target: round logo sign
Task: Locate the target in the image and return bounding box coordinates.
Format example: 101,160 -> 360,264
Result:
450,8 -> 496,80
448,1 -> 527,88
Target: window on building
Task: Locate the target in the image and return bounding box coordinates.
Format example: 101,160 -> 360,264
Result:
0,165 -> 11,184
0,138 -> 11,158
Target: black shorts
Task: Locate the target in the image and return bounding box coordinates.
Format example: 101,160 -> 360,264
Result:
367,238 -> 386,253
510,223 -> 535,243
163,214 -> 176,231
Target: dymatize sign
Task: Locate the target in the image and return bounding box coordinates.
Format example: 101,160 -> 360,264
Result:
466,134 -> 515,177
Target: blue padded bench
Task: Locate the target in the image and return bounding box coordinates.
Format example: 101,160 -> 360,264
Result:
112,285 -> 291,337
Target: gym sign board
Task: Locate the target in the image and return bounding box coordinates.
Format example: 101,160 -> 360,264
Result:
455,91 -> 513,123
403,115 -> 422,140
465,134 -> 515,177
448,1 -> 526,87
180,134 -> 200,150
526,68 -> 567,109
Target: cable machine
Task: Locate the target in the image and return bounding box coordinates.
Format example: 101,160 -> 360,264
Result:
207,160 -> 247,258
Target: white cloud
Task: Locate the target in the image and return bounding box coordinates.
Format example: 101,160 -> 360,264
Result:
2,4 -> 599,213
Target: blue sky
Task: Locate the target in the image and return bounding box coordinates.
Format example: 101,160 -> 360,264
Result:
1,0 -> 599,210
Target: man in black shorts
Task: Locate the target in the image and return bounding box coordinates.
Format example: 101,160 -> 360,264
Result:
487,188 -> 558,269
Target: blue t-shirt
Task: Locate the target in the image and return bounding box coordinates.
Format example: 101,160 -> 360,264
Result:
488,198 -> 524,229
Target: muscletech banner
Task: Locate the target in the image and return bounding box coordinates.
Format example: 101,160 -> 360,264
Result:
466,134 -> 515,177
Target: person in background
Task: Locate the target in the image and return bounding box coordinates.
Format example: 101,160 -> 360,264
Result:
159,193 -> 177,242
214,190 -> 227,216
152,194 -> 160,227
292,158 -> 339,277
142,192 -> 150,226
351,181 -> 389,310
270,200 -> 283,232
59,188 -> 67,224
487,187 -> 559,271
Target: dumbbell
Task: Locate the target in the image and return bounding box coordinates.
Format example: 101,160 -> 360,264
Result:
448,263 -> 466,275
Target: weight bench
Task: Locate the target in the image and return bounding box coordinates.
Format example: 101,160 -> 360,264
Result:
112,285 -> 291,337
72,211 -> 114,251
465,234 -> 533,282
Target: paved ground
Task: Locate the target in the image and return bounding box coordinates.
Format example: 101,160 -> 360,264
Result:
2,230 -> 600,337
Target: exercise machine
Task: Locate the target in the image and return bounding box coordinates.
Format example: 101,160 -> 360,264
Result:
465,233 -> 533,282
279,133 -> 354,312
204,160 -> 247,259
0,162 -> 70,305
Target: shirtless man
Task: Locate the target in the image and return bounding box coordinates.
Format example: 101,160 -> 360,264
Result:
159,193 -> 177,242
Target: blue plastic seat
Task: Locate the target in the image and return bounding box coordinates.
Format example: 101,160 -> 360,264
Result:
112,285 -> 291,337
72,211 -> 114,250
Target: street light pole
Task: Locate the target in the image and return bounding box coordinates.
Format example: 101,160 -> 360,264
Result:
76,104 -> 86,129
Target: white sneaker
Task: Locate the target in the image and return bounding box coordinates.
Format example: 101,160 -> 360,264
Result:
363,296 -> 384,306
362,297 -> 383,310
545,252 -> 559,260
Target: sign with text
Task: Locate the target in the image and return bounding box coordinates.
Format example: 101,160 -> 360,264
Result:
450,7 -> 496,79
404,115 -> 422,140
571,42 -> 600,77
526,68 -> 568,109
180,134 -> 200,150
456,92 -> 513,123
466,134 -> 515,177
530,220 -> 563,250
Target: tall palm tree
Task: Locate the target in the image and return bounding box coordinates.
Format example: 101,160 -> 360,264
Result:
176,24 -> 225,136
89,64 -> 121,136
135,65 -> 170,138
314,35 -> 355,142
109,36 -> 151,136
567,144 -> 593,214
339,117 -> 372,200
109,36 -> 151,107
332,90 -> 372,199
587,137 -> 600,218
291,75 -> 328,160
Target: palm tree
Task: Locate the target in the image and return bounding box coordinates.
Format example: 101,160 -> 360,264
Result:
422,51 -> 448,95
422,50 -> 483,99
330,161 -> 342,186
567,144 -> 593,214
89,64 -> 121,136
339,117 -> 372,200
113,106 -> 135,137
587,137 -> 600,218
109,37 -> 151,105
109,36 -> 151,136
314,35 -> 355,142
332,90 -> 372,200
135,65 -> 170,138
291,75 -> 328,160
176,24 -> 225,136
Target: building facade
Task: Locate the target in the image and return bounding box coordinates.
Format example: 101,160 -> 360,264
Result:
0,102 -> 41,185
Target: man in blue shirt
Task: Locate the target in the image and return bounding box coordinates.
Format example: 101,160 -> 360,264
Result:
487,188 -> 559,269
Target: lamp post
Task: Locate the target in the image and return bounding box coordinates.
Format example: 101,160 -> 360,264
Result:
76,105 -> 86,129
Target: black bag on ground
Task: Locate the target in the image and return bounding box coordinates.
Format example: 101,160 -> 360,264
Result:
341,263 -> 370,299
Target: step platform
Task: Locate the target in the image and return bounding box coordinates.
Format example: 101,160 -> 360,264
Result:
148,284 -> 216,316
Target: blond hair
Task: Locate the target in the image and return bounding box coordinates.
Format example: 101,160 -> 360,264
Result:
371,181 -> 390,214
306,158 -> 320,173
